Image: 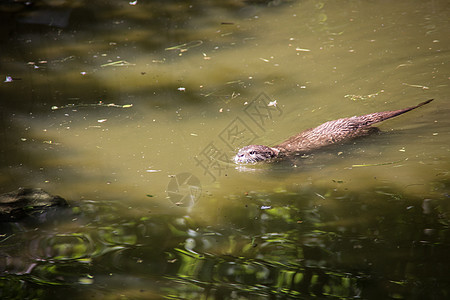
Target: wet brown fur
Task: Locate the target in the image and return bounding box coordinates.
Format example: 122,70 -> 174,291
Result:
234,99 -> 433,164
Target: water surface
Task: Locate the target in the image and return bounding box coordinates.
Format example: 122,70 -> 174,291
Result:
1,0 -> 449,299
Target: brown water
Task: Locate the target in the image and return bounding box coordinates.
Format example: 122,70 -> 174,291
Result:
1,0 -> 449,299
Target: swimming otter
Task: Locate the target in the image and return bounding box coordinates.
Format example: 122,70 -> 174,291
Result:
234,99 -> 433,164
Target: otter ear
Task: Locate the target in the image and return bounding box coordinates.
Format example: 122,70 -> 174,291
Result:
271,147 -> 280,156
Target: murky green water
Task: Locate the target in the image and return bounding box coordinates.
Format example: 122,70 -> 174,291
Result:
1,0 -> 449,299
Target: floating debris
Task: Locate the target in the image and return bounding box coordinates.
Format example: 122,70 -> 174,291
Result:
344,90 -> 384,101
165,40 -> 203,53
395,63 -> 413,69
51,102 -> 133,110
100,60 -> 136,67
352,159 -> 405,167
268,100 -> 277,107
315,192 -> 326,199
202,52 -> 211,60
402,83 -> 429,90
53,56 -> 75,63
43,140 -> 61,145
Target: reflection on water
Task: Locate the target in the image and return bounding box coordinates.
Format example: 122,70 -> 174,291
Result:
0,0 -> 449,298
1,187 -> 448,298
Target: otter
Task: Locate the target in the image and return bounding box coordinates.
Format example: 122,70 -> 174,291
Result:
234,99 -> 433,164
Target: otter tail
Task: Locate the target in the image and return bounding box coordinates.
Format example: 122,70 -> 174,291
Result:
359,99 -> 433,127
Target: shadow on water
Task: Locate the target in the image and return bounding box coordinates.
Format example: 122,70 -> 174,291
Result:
0,0 -> 291,194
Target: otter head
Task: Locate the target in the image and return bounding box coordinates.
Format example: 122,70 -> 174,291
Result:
234,145 -> 280,164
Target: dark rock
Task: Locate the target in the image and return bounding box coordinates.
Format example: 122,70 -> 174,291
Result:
0,188 -> 68,222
